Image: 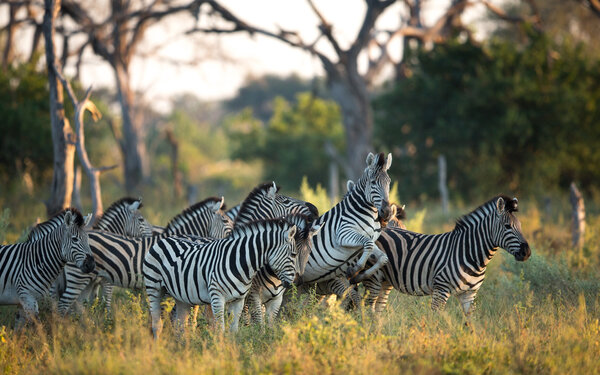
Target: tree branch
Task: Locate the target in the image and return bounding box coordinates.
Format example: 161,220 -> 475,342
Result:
306,0 -> 344,59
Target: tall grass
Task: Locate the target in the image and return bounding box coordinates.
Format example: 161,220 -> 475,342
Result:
1,197 -> 600,374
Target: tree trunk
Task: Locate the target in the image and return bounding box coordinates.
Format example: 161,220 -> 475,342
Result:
2,3 -> 21,70
438,154 -> 449,215
43,0 -> 75,217
570,182 -> 585,250
114,62 -> 149,193
329,75 -> 373,180
165,128 -> 183,198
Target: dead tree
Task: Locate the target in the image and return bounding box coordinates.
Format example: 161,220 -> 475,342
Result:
165,128 -> 183,199
61,0 -> 206,192
42,0 -> 75,217
570,182 -> 585,250
54,64 -> 118,226
438,154 -> 449,215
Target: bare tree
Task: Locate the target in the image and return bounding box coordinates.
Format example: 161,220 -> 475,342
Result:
42,0 -> 75,217
54,64 -> 118,225
570,182 -> 585,250
60,0 -> 205,192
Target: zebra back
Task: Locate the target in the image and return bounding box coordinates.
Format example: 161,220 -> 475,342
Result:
162,196 -> 233,239
26,197 -> 151,241
225,204 -> 240,221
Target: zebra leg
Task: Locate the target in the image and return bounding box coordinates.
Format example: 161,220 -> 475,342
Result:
100,280 -> 114,312
362,277 -> 382,311
209,292 -> 226,331
58,268 -> 95,315
264,294 -> 284,325
247,284 -> 264,325
174,300 -> 194,330
349,246 -> 389,284
456,290 -> 478,319
375,282 -> 393,313
16,292 -> 39,329
145,287 -> 164,340
323,277 -> 361,309
227,298 -> 246,332
431,286 -> 451,311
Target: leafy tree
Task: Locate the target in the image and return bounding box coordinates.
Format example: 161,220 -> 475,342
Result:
0,62 -> 52,181
226,93 -> 344,189
374,33 -> 600,202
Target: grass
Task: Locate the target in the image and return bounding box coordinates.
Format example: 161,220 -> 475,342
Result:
1,197 -> 600,374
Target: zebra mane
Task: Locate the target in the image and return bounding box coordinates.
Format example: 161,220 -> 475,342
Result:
229,217 -> 290,239
235,182 -> 281,220
454,195 -> 516,231
375,152 -> 386,169
96,197 -> 141,221
164,197 -> 223,231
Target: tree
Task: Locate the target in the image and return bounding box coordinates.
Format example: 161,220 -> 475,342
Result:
43,0 -> 75,217
60,0 -> 205,192
226,93 -> 344,189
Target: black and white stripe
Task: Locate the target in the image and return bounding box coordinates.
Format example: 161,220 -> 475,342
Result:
56,197 -> 232,314
363,196 -> 530,316
232,182 -> 319,324
297,152 -> 393,304
143,218 -> 298,336
26,197 -> 152,241
0,209 -> 95,326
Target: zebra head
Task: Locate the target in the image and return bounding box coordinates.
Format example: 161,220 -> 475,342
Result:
208,197 -> 234,238
384,203 -> 407,229
98,197 -> 153,237
492,196 -> 530,261
285,214 -> 322,277
235,182 -> 319,227
266,220 -> 298,289
361,152 -> 393,222
60,208 -> 95,273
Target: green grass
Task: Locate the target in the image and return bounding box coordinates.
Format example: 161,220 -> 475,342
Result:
1,198 -> 600,374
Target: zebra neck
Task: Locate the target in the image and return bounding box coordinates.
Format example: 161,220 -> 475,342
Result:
451,216 -> 498,271
346,181 -> 377,213
27,228 -> 66,280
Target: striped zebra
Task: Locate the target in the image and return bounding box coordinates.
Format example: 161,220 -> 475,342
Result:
26,197 -> 152,241
143,218 -> 298,336
56,197 -> 232,314
295,152 -> 393,303
0,209 -> 95,327
225,204 -> 240,222
230,182 -> 319,324
361,196 -> 530,316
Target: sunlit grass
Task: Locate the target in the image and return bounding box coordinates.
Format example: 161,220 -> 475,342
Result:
1,198 -> 600,374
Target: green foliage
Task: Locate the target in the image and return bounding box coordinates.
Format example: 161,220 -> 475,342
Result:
375,33 -> 600,202
299,177 -> 335,214
0,209 -> 9,245
0,62 -> 52,181
227,93 -> 344,189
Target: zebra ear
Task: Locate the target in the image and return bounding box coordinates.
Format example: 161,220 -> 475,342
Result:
310,223 -> 322,237
64,210 -> 74,226
390,204 -> 397,218
496,197 -> 506,213
128,200 -> 141,212
385,153 -> 392,170
219,196 -> 225,210
209,199 -> 222,212
84,213 -> 93,227
366,152 -> 375,168
346,180 -> 354,192
268,182 -> 277,200
288,224 -> 297,240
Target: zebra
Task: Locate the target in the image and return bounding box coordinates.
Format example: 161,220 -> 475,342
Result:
0,208 -> 95,327
26,197 -> 153,303
143,218 -> 298,336
55,197 -> 232,314
26,197 -> 152,241
295,152 -> 393,304
360,196 -> 530,317
230,182 -> 319,324
225,204 -> 240,222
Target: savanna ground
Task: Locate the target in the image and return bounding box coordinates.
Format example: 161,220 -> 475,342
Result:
1,186 -> 599,375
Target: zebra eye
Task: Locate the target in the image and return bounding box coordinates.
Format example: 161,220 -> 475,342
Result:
504,224 -> 511,229
72,236 -> 79,242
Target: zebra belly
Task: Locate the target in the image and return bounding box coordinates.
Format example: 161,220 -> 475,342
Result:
0,283 -> 19,304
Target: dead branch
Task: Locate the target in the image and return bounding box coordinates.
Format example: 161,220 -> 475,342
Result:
53,62 -> 118,226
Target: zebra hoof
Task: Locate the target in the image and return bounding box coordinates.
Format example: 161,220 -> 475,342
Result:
349,272 -> 367,285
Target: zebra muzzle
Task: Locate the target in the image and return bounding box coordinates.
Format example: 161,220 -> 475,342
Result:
80,255 -> 96,273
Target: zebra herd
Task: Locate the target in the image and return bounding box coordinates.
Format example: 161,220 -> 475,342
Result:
0,152 -> 531,336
